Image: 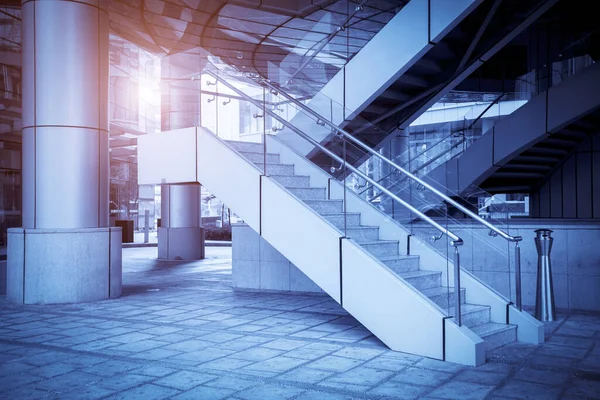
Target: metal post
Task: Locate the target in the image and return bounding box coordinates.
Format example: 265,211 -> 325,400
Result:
144,209 -> 149,244
515,241 -> 522,310
453,246 -> 462,326
535,229 -> 556,321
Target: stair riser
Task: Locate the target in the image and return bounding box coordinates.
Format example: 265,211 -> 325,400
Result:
428,289 -> 466,309
232,142 -> 264,153
345,228 -> 379,242
241,152 -> 279,164
384,258 -> 420,273
288,187 -> 327,200
305,200 -> 343,214
402,273 -> 441,291
462,308 -> 491,329
272,175 -> 310,187
483,327 -> 517,351
322,214 -> 361,228
360,242 -> 399,258
263,164 -> 295,175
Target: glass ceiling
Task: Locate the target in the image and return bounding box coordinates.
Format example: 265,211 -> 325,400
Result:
108,0 -> 408,96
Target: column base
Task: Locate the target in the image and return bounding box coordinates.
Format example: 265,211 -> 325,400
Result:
158,227 -> 205,260
6,227 -> 122,304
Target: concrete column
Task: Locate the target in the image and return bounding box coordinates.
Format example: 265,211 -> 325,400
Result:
7,0 -> 121,304
158,183 -> 205,260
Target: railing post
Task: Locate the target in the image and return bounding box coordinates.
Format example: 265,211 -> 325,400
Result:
453,245 -> 462,326
515,240 -> 522,311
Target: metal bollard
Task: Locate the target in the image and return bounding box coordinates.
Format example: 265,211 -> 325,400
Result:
534,229 -> 556,321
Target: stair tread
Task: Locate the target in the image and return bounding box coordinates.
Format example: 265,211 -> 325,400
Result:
305,199 -> 342,202
379,255 -> 419,261
356,239 -> 398,245
447,303 -> 490,315
321,212 -> 361,216
400,270 -> 441,279
471,322 -> 516,337
345,225 -> 379,230
421,286 -> 463,296
271,174 -> 309,178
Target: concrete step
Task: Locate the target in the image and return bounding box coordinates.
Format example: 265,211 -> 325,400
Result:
471,322 -> 517,351
357,240 -> 399,258
344,226 -> 380,242
227,140 -> 264,153
239,151 -> 279,164
304,199 -> 344,214
271,175 -> 310,188
262,163 -> 295,175
321,213 -> 362,228
421,286 -> 466,309
380,255 -> 420,273
287,187 -> 327,200
399,270 -> 442,291
448,304 -> 491,328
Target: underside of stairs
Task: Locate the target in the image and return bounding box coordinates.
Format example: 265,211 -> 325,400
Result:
229,140 -> 517,353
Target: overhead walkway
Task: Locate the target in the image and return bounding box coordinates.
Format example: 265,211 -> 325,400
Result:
277,0 -> 559,168
426,61 -> 600,196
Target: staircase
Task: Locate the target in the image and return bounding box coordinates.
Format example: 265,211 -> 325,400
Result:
427,61 -> 600,196
228,139 -> 520,354
280,0 -> 560,168
138,126 -> 543,366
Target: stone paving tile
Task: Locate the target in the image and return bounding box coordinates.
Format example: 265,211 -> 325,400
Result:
427,380 -> 495,399
171,385 -> 235,400
235,383 -> 306,399
103,383 -> 180,400
390,366 -> 454,387
0,247 -> 599,400
491,380 -> 564,399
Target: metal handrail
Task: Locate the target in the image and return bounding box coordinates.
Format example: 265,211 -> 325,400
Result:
205,69 -> 463,247
257,78 -> 523,244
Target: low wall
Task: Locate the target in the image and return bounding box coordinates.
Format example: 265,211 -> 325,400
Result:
232,224 -> 323,293
231,219 -> 600,311
410,219 -> 600,312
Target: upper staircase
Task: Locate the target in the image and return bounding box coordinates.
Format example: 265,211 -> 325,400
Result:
277,0 -> 561,168
427,61 -> 600,196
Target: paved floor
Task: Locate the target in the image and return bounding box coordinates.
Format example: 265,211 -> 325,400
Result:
0,247 -> 598,400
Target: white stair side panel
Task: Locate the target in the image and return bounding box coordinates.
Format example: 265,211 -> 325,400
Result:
261,178 -> 342,302
342,239 -> 447,360
430,0 -> 482,42
196,129 -> 262,233
444,320 -> 486,366
137,127 -> 198,185
509,305 -> 544,344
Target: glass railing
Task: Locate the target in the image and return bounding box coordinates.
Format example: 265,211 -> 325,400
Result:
203,65 -> 526,326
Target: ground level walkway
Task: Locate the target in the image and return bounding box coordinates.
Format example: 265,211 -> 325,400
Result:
0,247 -> 598,399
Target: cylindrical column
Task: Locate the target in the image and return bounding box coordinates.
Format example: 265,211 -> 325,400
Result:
158,51 -> 206,260
7,0 -> 120,304
161,184 -> 201,228
534,229 -> 556,321
22,0 -> 109,229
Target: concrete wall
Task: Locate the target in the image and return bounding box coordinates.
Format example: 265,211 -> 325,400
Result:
232,223 -> 322,293
233,218 -> 599,312
411,220 -> 600,312
530,132 -> 600,219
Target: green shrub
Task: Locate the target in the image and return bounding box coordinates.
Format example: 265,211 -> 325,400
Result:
204,225 -> 231,241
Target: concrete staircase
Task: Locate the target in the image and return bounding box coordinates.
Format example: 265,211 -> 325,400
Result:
229,140 -> 516,352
